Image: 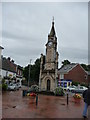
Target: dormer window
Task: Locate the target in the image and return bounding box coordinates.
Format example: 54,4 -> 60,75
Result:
64,67 -> 67,70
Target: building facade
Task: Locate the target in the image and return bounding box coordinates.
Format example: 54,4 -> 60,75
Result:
39,19 -> 59,91
2,56 -> 23,85
88,72 -> 90,86
58,63 -> 88,85
2,57 -> 17,79
16,65 -> 23,86
0,46 -> 4,81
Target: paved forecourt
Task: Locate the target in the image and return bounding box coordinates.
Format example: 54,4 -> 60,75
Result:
2,86 -> 86,118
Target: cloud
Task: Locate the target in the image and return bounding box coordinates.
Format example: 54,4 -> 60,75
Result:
1,0 -> 89,2
2,2 -> 88,67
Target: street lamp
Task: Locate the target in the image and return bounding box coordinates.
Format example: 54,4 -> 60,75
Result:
28,59 -> 32,88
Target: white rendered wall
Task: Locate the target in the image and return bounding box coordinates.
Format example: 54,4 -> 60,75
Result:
2,69 -> 16,78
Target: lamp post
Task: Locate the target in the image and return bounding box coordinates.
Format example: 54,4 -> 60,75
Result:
28,59 -> 32,88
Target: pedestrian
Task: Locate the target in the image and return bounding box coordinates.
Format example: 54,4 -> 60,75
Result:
36,94 -> 38,107
82,87 -> 90,118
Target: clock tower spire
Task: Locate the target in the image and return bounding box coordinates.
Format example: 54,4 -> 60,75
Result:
49,17 -> 56,37
39,18 -> 59,92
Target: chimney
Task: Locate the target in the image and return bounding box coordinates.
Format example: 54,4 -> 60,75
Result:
7,57 -> 11,61
11,59 -> 14,63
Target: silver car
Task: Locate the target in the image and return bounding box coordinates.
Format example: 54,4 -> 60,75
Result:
8,83 -> 16,91
14,83 -> 19,90
72,86 -> 88,93
67,85 -> 77,92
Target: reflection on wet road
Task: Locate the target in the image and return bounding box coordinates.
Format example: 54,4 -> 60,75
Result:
2,88 -> 84,118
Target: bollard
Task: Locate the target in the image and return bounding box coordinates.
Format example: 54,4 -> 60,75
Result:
22,90 -> 26,97
36,94 -> 38,106
67,93 -> 68,105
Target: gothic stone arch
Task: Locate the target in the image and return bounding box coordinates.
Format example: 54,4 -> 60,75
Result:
47,79 -> 50,91
41,75 -> 55,91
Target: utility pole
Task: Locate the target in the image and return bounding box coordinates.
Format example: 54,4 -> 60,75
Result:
28,59 -> 32,88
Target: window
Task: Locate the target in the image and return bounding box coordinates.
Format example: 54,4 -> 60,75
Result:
85,75 -> 87,80
18,70 -> 19,75
60,74 -> 64,79
80,86 -> 83,89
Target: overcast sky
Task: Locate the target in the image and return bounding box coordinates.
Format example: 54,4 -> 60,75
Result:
1,2 -> 88,67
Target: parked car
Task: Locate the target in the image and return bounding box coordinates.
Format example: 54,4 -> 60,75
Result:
14,84 -> 19,90
8,83 -> 20,91
16,83 -> 21,88
8,83 -> 16,91
67,85 -> 77,92
72,86 -> 88,93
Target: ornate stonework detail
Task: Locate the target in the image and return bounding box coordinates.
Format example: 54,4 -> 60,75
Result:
39,19 -> 59,92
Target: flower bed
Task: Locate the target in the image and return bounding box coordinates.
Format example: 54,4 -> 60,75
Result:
73,94 -> 81,99
27,92 -> 36,97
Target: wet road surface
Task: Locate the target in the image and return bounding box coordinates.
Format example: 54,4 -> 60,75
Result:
2,86 -> 85,118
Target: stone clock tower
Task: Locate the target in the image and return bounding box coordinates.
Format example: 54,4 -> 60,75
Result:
39,19 -> 59,92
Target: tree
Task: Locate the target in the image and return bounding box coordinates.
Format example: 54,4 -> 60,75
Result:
87,65 -> 90,71
23,65 -> 29,82
30,59 -> 40,83
81,64 -> 88,71
81,64 -> 90,71
62,60 -> 71,66
23,58 -> 40,85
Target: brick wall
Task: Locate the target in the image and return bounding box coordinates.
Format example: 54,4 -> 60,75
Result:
64,64 -> 88,84
88,75 -> 90,85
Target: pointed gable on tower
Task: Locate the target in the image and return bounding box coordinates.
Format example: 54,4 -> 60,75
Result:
49,17 -> 56,37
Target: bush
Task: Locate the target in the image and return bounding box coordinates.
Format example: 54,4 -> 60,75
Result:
2,83 -> 8,91
72,81 -> 80,86
54,87 -> 64,96
80,83 -> 88,87
29,85 -> 39,92
72,81 -> 88,87
2,79 -> 5,84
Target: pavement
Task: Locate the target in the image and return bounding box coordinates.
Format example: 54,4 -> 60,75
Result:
1,86 -> 89,119
0,91 -> 2,120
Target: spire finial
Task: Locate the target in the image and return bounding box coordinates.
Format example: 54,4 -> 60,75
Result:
49,17 -> 55,37
52,16 -> 54,23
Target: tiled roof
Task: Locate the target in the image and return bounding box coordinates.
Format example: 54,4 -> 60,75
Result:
49,21 -> 56,37
58,63 -> 78,73
87,71 -> 90,75
2,57 -> 17,73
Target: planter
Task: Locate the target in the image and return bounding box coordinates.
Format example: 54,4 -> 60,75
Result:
30,93 -> 36,97
73,98 -> 81,103
73,94 -> 81,103
29,96 -> 35,104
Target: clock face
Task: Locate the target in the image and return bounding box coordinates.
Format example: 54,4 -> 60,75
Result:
48,41 -> 52,46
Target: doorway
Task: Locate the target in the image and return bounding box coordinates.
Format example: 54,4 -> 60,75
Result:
47,79 -> 50,91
